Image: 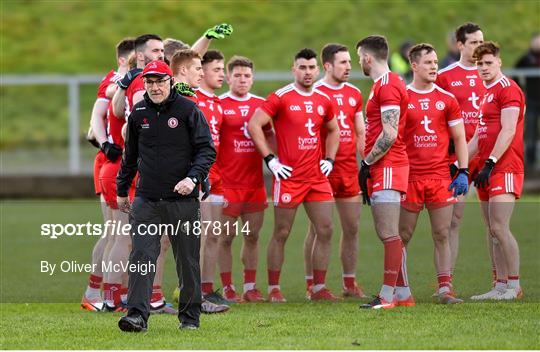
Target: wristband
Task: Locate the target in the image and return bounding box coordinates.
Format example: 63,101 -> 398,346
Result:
488,155 -> 498,163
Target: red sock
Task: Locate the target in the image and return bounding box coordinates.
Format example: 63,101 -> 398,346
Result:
244,269 -> 256,284
151,285 -> 163,303
313,270 -> 327,286
88,274 -> 102,289
268,270 -> 281,286
306,276 -> 314,289
508,275 -> 519,281
343,276 -> 355,289
437,272 -> 452,290
382,236 -> 403,287
120,286 -> 128,296
201,282 -> 214,295
396,245 -> 408,286
104,283 -> 122,306
220,272 -> 233,287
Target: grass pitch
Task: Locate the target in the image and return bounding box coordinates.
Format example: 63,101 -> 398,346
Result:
1,197 -> 539,349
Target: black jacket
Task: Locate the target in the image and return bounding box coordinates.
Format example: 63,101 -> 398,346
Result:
117,89 -> 215,200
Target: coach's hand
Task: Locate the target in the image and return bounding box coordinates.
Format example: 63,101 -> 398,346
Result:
358,160 -> 371,205
117,196 -> 130,214
174,177 -> 196,196
264,154 -> 292,181
117,68 -> 142,90
204,23 -> 233,39
449,169 -> 469,197
200,177 -> 211,201
320,158 -> 334,177
474,159 -> 496,189
101,141 -> 123,162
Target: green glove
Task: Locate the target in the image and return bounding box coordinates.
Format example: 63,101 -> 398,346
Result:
174,82 -> 196,97
204,23 -> 233,39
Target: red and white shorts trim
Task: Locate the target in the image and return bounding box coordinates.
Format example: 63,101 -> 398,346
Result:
368,165 -> 409,194
476,172 -> 524,201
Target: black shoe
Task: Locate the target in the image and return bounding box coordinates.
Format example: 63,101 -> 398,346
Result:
359,295 -> 396,310
180,322 -> 199,330
118,313 -> 147,332
203,289 -> 232,305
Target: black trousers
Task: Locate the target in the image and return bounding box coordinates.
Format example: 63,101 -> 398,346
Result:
127,196 -> 201,326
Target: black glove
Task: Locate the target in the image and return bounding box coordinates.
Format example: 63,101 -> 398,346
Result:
86,135 -> 100,149
201,177 -> 211,201
117,68 -> 142,90
101,141 -> 123,162
358,160 -> 371,205
474,159 -> 496,189
449,163 -> 459,179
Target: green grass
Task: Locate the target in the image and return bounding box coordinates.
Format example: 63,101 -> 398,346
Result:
1,1 -> 539,148
1,197 -> 539,348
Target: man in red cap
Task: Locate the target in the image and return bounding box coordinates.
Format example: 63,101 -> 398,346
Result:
116,60 -> 216,331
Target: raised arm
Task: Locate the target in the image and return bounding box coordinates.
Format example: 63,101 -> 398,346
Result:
191,23 -> 234,57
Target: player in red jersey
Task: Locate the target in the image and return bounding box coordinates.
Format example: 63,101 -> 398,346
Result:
195,50 -> 231,304
399,44 -> 469,305
468,42 -> 525,301
436,23 -> 485,278
81,38 -> 134,312
355,35 -> 408,309
217,56 -> 269,303
169,49 -> 230,314
249,48 -> 340,302
303,43 -> 366,299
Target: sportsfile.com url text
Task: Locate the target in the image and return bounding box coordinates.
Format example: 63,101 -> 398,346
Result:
40,220 -> 250,239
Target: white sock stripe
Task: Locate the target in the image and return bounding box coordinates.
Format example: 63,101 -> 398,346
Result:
401,247 -> 409,286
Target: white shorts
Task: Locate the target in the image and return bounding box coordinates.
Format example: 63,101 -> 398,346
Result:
371,189 -> 401,204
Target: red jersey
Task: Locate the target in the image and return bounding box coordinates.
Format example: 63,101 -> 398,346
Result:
365,72 -> 409,168
436,62 -> 485,141
405,84 -> 462,181
97,70 -> 119,102
477,76 -> 525,174
218,92 -> 266,189
125,75 -> 145,117
261,83 -> 335,182
106,104 -> 126,147
314,80 -> 363,176
196,88 -> 223,152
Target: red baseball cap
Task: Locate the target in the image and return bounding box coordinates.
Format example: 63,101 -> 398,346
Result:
142,60 -> 173,78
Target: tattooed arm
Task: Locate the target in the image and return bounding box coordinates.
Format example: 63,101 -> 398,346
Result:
364,108 -> 399,165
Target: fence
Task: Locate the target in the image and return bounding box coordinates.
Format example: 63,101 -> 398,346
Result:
1,68 -> 539,175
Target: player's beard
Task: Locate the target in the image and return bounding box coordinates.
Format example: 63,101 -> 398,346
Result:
362,65 -> 370,77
